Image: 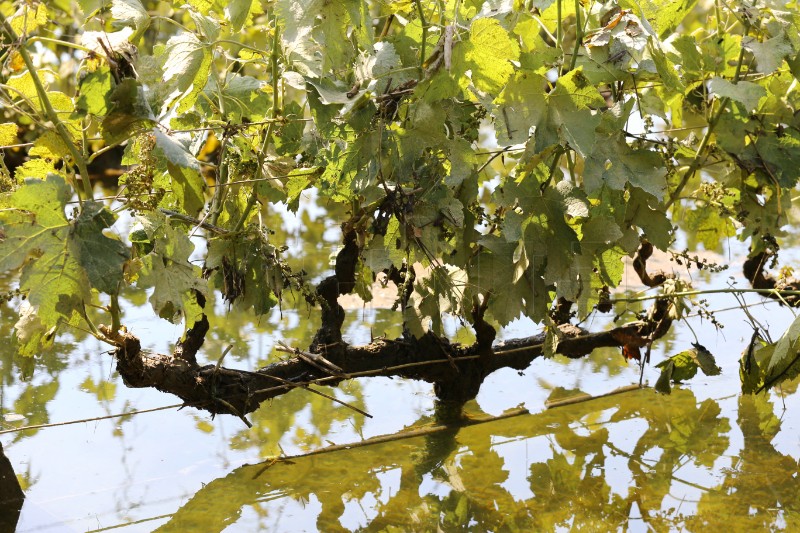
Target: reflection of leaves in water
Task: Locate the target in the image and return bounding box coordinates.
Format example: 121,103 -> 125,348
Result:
155,388 -> 744,532
688,394 -> 800,531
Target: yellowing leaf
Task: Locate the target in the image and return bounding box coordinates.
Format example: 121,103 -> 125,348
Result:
13,158 -> 57,182
465,18 -> 520,94
9,51 -> 24,72
29,131 -> 70,160
0,123 -> 18,146
7,71 -> 39,103
10,3 -> 48,35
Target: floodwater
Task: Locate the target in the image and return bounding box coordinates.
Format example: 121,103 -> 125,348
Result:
2,191 -> 800,532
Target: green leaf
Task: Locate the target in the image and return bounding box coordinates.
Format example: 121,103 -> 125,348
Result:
133,212 -> 208,322
671,35 -> 703,76
154,130 -> 201,170
761,314 -> 800,390
648,40 -> 683,94
76,67 -> 113,117
73,202 -> 130,294
464,18 -> 520,94
684,206 -> 734,251
205,230 -> 283,315
102,79 -> 156,143
655,360 -> 674,394
740,336 -> 765,394
708,78 -> 766,112
625,187 -> 673,249
198,74 -> 272,122
621,0 -> 698,38
226,0 -> 254,31
584,137 -> 665,198
656,344 -> 721,394
743,34 -> 793,74
692,343 -> 721,377
163,32 -> 212,112
111,0 -> 150,39
163,32 -> 207,86
285,168 -> 318,212
166,163 -> 205,216
0,176 -> 90,348
747,129 -> 800,188
188,8 -> 220,42
550,69 -> 606,111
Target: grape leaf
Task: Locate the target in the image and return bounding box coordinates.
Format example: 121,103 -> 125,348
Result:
743,34 -> 793,74
72,202 -> 130,294
132,212 -> 208,322
0,123 -> 17,145
760,314 -> 800,391
621,0 -> 697,38
0,176 -> 90,349
163,32 -> 212,112
110,0 -> 149,33
76,67 -> 113,117
226,0 -> 254,31
708,78 -> 766,112
463,18 -> 520,94
13,301 -> 53,357
585,136 -> 666,198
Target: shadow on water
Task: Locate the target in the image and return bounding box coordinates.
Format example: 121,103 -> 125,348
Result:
151,388 -> 799,532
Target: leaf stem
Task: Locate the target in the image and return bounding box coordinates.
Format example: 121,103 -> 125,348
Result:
556,0 -> 562,51
28,36 -> 92,53
0,13 -> 94,205
207,63 -> 231,227
110,290 -> 122,333
232,15 -> 281,233
414,0 -> 427,78
566,0 -> 583,72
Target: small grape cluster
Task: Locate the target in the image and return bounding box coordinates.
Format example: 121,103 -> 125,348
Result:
119,133 -> 165,213
0,287 -> 26,304
669,249 -> 728,273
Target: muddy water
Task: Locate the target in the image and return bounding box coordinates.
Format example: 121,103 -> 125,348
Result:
2,195 -> 800,531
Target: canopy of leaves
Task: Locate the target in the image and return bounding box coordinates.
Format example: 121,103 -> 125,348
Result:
0,0 -> 798,397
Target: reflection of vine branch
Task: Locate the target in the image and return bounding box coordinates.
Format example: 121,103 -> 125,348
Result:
605,441 -> 712,492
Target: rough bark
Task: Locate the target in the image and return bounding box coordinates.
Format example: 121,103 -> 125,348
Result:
103,303 -> 672,418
